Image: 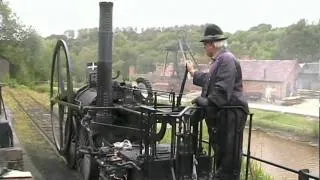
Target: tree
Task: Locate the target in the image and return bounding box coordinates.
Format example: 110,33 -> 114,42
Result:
64,30 -> 75,39
0,1 -> 44,84
275,19 -> 320,62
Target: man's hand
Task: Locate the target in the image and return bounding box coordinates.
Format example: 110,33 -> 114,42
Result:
191,96 -> 209,107
186,60 -> 196,76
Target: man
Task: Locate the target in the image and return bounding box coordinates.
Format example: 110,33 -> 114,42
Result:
186,24 -> 249,180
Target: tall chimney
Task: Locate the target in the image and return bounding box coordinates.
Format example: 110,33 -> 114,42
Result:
96,2 -> 113,124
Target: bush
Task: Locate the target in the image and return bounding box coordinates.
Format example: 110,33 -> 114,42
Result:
3,77 -> 19,88
31,84 -> 50,93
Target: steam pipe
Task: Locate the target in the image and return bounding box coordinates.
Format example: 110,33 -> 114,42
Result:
96,2 -> 113,124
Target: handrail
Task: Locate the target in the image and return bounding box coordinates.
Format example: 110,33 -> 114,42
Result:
53,99 -> 319,179
242,153 -> 319,180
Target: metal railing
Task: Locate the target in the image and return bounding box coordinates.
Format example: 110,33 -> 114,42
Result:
244,112 -> 319,180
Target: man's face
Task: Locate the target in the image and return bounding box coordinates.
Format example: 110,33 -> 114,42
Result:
203,41 -> 215,57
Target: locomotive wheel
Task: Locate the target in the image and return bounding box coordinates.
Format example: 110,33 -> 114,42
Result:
50,39 -> 74,155
136,77 -> 153,104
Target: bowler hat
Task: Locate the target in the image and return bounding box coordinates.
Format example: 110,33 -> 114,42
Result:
200,24 -> 228,42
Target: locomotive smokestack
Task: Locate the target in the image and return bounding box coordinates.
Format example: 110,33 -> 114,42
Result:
97,2 -> 113,121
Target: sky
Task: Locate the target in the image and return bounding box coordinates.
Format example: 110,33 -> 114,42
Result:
6,0 -> 320,37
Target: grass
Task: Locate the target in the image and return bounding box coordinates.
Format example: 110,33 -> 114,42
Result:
240,159 -> 274,180
21,88 -> 51,108
30,83 -> 51,93
250,109 -> 319,139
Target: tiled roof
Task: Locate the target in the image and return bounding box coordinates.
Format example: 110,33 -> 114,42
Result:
239,60 -> 300,82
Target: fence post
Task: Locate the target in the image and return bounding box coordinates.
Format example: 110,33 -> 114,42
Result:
245,113 -> 253,180
0,83 -> 7,120
298,169 -> 310,180
0,84 -> 2,115
0,83 -> 3,115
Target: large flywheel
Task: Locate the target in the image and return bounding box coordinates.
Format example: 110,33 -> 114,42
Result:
50,39 -> 74,154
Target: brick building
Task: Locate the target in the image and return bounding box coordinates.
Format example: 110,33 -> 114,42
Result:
240,60 -> 301,99
184,60 -> 301,99
134,60 -> 301,99
296,62 -> 320,90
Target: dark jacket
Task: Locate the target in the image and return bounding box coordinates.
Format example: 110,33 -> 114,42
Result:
193,48 -> 249,179
193,48 -> 249,113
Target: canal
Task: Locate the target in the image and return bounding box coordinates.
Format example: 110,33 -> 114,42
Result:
243,129 -> 319,179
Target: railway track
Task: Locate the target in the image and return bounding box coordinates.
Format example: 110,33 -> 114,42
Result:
6,89 -> 57,152
5,88 -> 82,180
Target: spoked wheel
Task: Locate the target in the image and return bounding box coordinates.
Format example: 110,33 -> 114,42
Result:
135,77 -> 153,105
50,39 -> 74,155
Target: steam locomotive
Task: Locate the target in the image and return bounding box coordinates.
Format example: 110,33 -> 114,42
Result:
50,2 -> 212,180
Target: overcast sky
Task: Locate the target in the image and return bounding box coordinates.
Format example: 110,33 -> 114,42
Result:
7,0 -> 320,37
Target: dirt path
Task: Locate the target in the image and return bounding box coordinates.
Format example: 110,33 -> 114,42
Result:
183,91 -> 319,118
248,100 -> 319,118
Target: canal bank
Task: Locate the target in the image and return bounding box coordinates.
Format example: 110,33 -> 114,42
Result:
249,109 -> 319,147
243,129 -> 319,179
